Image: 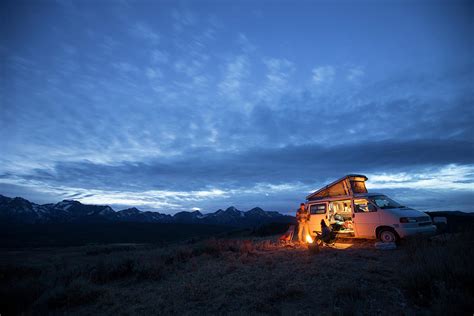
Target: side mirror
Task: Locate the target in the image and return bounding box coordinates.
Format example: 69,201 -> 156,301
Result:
368,204 -> 377,212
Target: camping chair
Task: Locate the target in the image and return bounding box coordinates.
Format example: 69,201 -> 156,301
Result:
279,225 -> 295,244
314,231 -> 337,247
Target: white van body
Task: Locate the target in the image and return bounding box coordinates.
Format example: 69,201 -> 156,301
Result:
306,175 -> 436,242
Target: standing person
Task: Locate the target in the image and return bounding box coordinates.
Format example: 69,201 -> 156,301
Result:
296,203 -> 310,243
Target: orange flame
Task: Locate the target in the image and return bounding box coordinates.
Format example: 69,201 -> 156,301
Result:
306,234 -> 313,243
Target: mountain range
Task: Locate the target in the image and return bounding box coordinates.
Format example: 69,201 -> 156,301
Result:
0,194 -> 295,227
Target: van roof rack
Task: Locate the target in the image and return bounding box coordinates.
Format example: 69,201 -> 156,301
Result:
306,174 -> 368,201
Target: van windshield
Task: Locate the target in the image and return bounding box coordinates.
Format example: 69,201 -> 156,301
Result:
369,195 -> 404,209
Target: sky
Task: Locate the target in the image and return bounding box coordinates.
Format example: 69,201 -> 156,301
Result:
0,0 -> 473,214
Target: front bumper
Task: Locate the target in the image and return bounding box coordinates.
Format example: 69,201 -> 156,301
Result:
394,224 -> 437,238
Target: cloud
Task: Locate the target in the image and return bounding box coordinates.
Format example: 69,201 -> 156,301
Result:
151,49 -> 169,64
130,22 -> 160,45
146,68 -> 163,80
1,3 -> 472,212
312,66 -> 335,85
346,66 -> 365,82
3,139 -> 472,194
257,58 -> 295,102
171,8 -> 197,32
174,58 -> 206,77
218,55 -> 249,100
236,33 -> 256,53
112,62 -> 139,74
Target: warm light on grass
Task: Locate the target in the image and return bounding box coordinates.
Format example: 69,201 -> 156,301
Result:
333,243 -> 352,249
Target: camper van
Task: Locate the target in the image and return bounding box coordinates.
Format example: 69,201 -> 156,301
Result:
306,175 -> 436,242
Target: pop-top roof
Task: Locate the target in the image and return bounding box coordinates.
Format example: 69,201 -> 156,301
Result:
306,174 -> 368,201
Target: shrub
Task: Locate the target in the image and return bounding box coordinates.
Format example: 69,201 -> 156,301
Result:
0,277 -> 45,315
0,264 -> 42,282
267,284 -> 305,303
331,282 -> 368,316
239,240 -> 255,255
184,280 -> 210,302
308,243 -> 320,255
401,232 -> 474,313
134,261 -> 164,281
36,279 -> 103,310
192,239 -> 223,257
89,258 -> 135,284
85,245 -> 135,256
255,239 -> 278,251
335,284 -> 363,301
175,249 -> 194,262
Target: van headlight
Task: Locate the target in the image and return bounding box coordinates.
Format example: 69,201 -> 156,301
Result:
400,217 -> 417,223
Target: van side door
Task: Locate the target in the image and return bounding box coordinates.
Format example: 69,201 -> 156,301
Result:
307,202 -> 327,235
352,199 -> 380,238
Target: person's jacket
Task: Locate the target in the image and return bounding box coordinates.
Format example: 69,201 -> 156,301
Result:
296,208 -> 310,223
321,226 -> 332,241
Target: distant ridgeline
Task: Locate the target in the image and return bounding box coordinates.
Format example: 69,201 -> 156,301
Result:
0,194 -> 295,227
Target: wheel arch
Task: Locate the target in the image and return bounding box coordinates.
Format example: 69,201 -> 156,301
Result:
376,225 -> 400,240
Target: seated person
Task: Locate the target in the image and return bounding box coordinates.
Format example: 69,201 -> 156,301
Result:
343,203 -> 351,213
331,213 -> 345,231
328,204 -> 337,222
355,204 -> 369,213
334,214 -> 344,222
320,219 -> 334,243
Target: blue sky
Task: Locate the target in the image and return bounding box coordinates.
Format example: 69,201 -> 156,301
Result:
1,0 -> 473,214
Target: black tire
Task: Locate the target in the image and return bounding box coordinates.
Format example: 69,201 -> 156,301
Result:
378,228 -> 398,243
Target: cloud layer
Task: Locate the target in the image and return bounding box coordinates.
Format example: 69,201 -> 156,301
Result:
1,1 -> 473,213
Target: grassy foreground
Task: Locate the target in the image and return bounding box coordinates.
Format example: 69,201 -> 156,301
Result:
1,232 -> 473,315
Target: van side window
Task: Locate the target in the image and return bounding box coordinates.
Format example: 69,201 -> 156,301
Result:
354,199 -> 376,213
310,204 -> 326,214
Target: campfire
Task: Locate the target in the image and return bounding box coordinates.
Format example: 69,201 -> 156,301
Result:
278,225 -> 315,245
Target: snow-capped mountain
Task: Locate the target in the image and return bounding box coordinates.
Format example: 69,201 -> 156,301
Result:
115,207 -> 173,223
172,210 -> 204,223
52,200 -> 115,218
0,194 -> 295,226
0,196 -> 118,223
0,196 -> 39,224
204,206 -> 246,225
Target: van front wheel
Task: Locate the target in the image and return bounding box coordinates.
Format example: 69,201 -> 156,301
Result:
379,229 -> 397,243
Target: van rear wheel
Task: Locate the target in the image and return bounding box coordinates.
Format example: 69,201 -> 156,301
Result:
379,229 -> 397,243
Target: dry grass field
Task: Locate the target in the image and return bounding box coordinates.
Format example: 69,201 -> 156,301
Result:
1,232 -> 473,315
